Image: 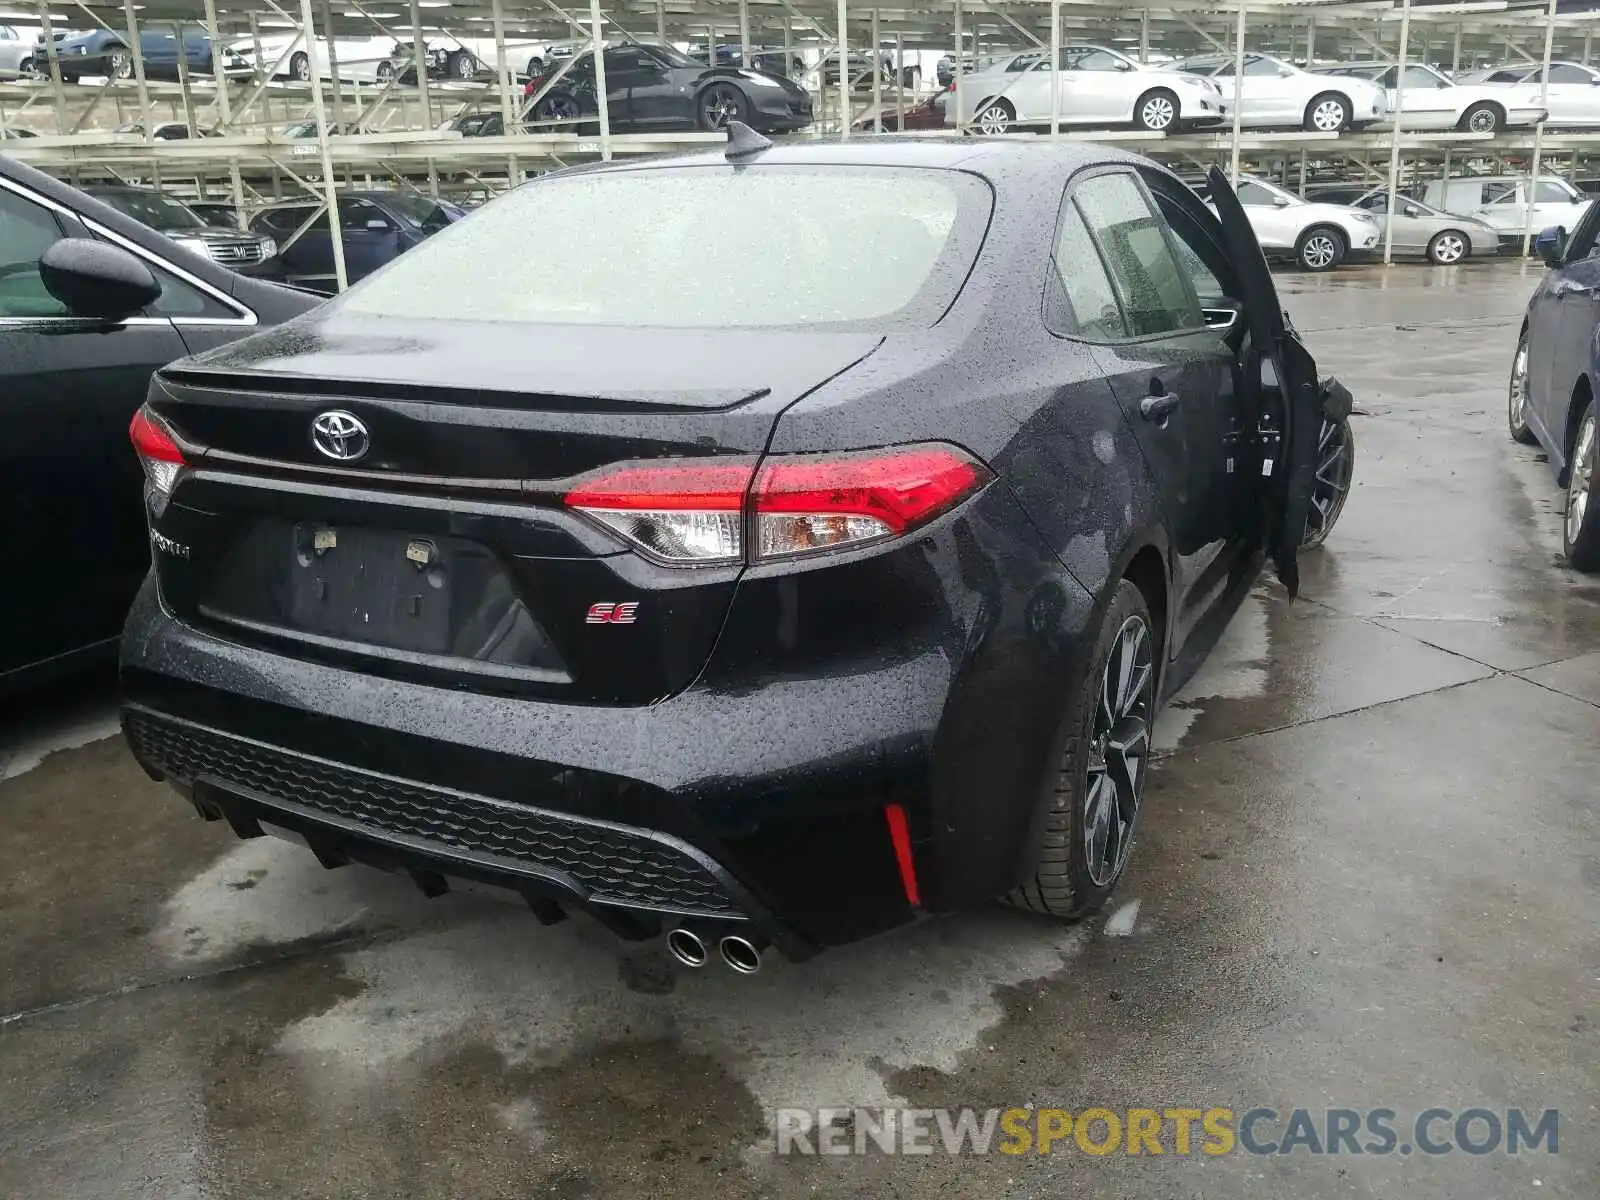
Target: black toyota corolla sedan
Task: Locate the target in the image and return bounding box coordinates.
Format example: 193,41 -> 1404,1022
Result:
119,137 -> 1344,969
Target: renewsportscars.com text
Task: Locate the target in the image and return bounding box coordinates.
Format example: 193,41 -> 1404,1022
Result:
773,1106 -> 1559,1157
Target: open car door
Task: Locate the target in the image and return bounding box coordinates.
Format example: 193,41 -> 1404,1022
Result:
1204,165 -> 1348,598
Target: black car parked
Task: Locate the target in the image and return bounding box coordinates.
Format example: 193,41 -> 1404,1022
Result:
529,43 -> 811,133
0,157 -> 318,695
248,191 -> 466,293
82,186 -> 282,279
119,138 -> 1344,969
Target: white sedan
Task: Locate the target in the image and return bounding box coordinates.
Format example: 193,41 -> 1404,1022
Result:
1457,60 -> 1600,128
226,34 -> 399,83
1317,61 -> 1545,132
1169,52 -> 1386,131
946,44 -> 1226,134
1193,173 -> 1381,270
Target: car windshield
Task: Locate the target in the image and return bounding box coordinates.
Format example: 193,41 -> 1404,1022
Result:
638,43 -> 699,69
340,165 -> 988,330
377,192 -> 460,229
92,189 -> 206,230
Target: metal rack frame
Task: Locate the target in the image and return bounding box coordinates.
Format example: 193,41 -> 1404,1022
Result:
4,0 -> 1597,282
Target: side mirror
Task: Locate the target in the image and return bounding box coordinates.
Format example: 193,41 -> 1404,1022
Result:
1272,195 -> 1291,207
1403,204 -> 1423,217
39,238 -> 161,319
1278,66 -> 1294,77
364,218 -> 393,231
1536,224 -> 1567,267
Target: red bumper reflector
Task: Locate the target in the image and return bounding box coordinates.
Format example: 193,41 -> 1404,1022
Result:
884,803 -> 921,908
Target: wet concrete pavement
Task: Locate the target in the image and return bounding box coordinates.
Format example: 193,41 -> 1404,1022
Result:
3,259 -> 1597,1199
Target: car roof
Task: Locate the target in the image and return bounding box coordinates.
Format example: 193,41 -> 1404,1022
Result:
547,136 -> 1144,179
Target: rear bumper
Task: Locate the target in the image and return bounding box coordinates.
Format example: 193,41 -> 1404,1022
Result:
119,483 -> 1096,958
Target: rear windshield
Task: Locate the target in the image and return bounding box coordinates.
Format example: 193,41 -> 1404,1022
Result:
339,165 -> 990,330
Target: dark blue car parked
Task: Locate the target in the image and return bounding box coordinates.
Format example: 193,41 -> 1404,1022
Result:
44,25 -> 245,82
1513,215 -> 1600,571
248,192 -> 466,293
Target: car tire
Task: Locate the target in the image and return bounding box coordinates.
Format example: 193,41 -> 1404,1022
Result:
1304,91 -> 1351,133
1134,88 -> 1179,132
1509,331 -> 1540,445
1564,399 -> 1600,571
290,51 -> 310,82
1458,101 -> 1503,134
972,97 -> 1013,135
526,55 -> 545,78
1295,225 -> 1347,271
448,50 -> 475,79
1005,579 -> 1156,921
696,82 -> 749,131
1300,419 -> 1356,550
108,48 -> 132,80
1427,229 -> 1470,265
376,60 -> 395,84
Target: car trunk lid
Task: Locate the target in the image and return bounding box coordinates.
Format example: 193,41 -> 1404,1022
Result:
145,316 -> 883,704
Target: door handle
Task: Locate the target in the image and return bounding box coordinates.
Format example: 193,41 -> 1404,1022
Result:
1140,391 -> 1182,421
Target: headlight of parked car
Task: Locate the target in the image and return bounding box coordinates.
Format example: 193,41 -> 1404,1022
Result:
171,238 -> 214,260
1350,212 -> 1379,226
740,70 -> 783,87
258,237 -> 278,258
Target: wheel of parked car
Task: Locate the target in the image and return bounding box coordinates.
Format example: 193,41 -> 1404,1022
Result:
1135,88 -> 1179,133
973,98 -> 1013,135
1006,579 -> 1156,920
290,51 -> 310,82
1565,399 -> 1600,571
1295,225 -> 1346,271
1303,92 -> 1351,133
696,82 -> 749,131
1427,229 -> 1470,265
534,93 -> 583,128
1459,101 -> 1503,134
448,50 -> 476,79
526,55 -> 545,77
108,47 -> 132,80
376,59 -> 395,83
1508,331 -> 1539,445
1300,419 -> 1355,550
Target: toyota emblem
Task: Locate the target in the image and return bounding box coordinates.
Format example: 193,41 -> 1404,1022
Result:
310,410 -> 369,462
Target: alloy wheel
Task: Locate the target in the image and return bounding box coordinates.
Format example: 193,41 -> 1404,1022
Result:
1510,342 -> 1530,431
1302,419 -> 1354,548
701,87 -> 740,130
1311,98 -> 1346,131
1141,96 -> 1175,130
977,103 -> 1010,135
1432,233 -> 1467,264
1468,107 -> 1498,133
1302,233 -> 1339,270
1083,616 -> 1153,889
110,50 -> 131,79
1568,409 -> 1596,547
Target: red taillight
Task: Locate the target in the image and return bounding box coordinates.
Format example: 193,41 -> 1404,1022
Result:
129,405 -> 185,496
563,444 -> 989,565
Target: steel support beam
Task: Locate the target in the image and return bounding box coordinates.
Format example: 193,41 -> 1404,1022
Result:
1229,0 -> 1246,186
1382,0 -> 1410,265
295,0 -> 348,289
591,0 -> 613,159
1525,0 -> 1560,256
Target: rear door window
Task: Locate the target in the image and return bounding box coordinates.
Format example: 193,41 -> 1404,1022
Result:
1072,171 -> 1203,337
1048,203 -> 1125,339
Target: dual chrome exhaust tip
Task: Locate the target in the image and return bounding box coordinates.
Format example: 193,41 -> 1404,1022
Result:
665,926 -> 764,974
